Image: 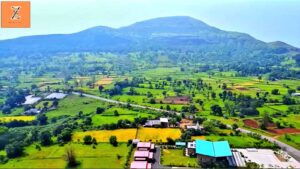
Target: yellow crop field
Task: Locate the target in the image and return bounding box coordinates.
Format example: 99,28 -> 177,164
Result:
95,78 -> 114,86
136,128 -> 181,142
0,116 -> 35,122
191,136 -> 205,141
72,129 -> 137,142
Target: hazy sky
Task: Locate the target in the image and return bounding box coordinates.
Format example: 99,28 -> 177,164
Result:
0,0 -> 300,47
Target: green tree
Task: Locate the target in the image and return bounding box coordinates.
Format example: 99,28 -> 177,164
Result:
96,107 -> 105,114
37,113 -> 48,125
39,130 -> 52,146
271,89 -> 280,95
5,142 -> 24,158
109,136 -> 118,147
224,101 -> 236,116
58,128 -> 72,143
83,135 -> 92,145
84,117 -> 92,125
114,110 -> 119,116
210,105 -> 223,116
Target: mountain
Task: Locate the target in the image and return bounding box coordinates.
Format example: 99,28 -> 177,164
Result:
0,16 -> 298,58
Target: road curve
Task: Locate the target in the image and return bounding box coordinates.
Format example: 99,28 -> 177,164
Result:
238,128 -> 300,162
72,92 -> 300,162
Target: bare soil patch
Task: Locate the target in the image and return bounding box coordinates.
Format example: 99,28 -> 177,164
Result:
163,96 -> 190,104
243,119 -> 259,128
268,128 -> 300,135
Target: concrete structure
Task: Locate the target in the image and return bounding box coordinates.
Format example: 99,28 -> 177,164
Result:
23,95 -> 41,105
23,108 -> 41,115
45,93 -> 67,100
175,142 -> 186,147
160,118 -> 169,127
186,122 -> 203,130
132,139 -> 140,146
144,120 -> 161,127
230,149 -> 300,168
130,161 -> 152,169
144,118 -> 169,127
196,140 -> 232,164
291,93 -> 300,97
187,141 -> 196,156
134,151 -> 154,161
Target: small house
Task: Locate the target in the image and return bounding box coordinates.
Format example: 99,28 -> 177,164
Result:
24,108 -> 41,115
132,139 -> 140,146
187,141 -> 196,156
175,142 -> 186,148
144,118 -> 169,128
130,161 -> 152,169
144,120 -> 161,127
186,122 -> 203,130
160,118 -> 169,127
134,151 -> 154,162
137,142 -> 155,152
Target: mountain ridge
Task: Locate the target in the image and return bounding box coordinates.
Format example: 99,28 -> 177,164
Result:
0,16 -> 298,57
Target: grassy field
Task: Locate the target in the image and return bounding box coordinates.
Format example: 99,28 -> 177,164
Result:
0,143 -> 130,168
0,116 -> 35,122
91,107 -> 154,126
278,134 -> 300,150
162,149 -> 198,167
136,128 -> 181,142
72,129 -> 137,142
192,134 -> 275,148
46,95 -> 106,119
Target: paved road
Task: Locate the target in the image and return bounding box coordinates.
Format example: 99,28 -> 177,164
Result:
73,92 -> 300,162
153,146 -> 170,169
73,92 -> 178,115
238,128 -> 300,162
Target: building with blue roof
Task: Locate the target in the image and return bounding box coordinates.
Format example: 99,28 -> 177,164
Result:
195,140 -> 232,164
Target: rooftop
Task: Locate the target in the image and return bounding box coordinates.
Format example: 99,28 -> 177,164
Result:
130,161 -> 149,169
188,141 -> 196,149
176,142 -> 186,146
134,151 -> 149,158
196,140 -> 232,157
45,93 -> 67,99
137,142 -> 151,148
160,118 -> 169,123
23,95 -> 41,105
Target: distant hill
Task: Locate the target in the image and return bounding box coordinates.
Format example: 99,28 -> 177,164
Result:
0,16 -> 299,60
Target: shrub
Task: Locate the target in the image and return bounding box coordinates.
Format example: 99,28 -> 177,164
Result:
83,135 -> 92,145
109,136 -> 118,146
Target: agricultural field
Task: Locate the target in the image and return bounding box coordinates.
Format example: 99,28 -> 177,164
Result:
136,128 -> 182,142
0,116 -> 35,122
72,129 -> 137,142
91,107 -> 155,126
162,149 -> 198,167
0,143 -> 130,168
